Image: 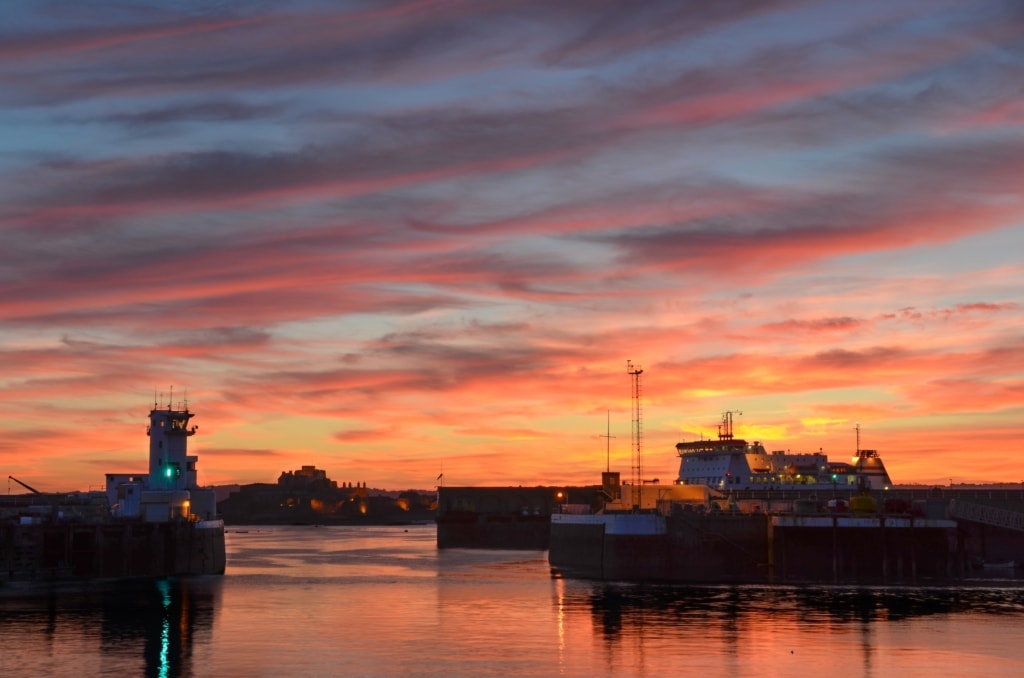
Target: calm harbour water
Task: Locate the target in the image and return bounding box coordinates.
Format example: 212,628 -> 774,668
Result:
3,524 -> 1024,677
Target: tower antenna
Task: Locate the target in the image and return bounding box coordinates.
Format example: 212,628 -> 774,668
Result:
627,361 -> 644,509
719,410 -> 742,440
599,409 -> 616,473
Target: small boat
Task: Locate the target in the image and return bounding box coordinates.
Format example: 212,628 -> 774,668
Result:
982,560 -> 1018,569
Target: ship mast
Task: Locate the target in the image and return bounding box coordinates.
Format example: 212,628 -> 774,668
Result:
627,361 -> 643,509
719,410 -> 742,440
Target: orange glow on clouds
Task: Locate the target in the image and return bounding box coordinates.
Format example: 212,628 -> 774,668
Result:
2,1 -> 1023,492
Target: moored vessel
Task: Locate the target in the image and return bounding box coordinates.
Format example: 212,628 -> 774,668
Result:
549,387 -> 957,584
676,412 -> 893,491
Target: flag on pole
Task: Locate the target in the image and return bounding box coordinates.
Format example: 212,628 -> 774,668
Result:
437,472 -> 444,480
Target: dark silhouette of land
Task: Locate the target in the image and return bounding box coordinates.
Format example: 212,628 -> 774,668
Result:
216,465 -> 436,525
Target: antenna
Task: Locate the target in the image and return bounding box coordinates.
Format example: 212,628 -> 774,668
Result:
599,409 -> 616,473
627,361 -> 644,509
720,410 -> 742,440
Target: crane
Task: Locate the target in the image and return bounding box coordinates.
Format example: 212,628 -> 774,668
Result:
8,475 -> 41,494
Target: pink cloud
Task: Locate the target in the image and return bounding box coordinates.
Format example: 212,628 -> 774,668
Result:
0,15 -> 270,60
3,1 -> 1023,491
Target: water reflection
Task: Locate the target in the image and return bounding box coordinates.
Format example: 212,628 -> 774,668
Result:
101,577 -> 220,677
0,576 -> 220,677
7,528 -> 1024,677
554,581 -> 1024,675
571,582 -> 1024,634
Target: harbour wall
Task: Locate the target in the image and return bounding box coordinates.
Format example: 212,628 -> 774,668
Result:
550,513 -> 960,584
1,519 -> 226,585
550,513 -> 771,582
770,515 -> 958,582
442,485 -> 1024,550
437,485 -> 597,549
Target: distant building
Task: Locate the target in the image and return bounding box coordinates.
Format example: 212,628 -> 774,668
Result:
278,465 -> 337,492
217,466 -> 433,525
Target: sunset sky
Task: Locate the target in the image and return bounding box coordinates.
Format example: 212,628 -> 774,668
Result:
2,0 -> 1023,493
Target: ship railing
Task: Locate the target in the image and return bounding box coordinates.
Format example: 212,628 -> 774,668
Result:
554,503 -> 591,515
949,499 -> 1024,533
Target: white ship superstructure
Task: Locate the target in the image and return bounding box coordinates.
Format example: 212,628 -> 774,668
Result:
676,413 -> 892,491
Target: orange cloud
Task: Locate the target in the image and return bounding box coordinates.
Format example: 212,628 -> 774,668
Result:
3,1 -> 1023,492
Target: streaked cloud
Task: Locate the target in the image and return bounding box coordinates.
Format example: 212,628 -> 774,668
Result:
1,0 -> 1022,491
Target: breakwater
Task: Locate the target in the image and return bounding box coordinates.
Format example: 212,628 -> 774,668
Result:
439,484 -> 1024,582
436,485 -> 597,549
550,511 -> 958,583
2,518 -> 225,584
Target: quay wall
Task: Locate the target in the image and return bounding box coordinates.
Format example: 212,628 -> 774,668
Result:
551,514 -> 959,585
2,520 -> 226,585
437,485 -> 598,549
664,513 -> 770,582
437,513 -> 550,550
771,518 -> 958,582
449,486 -> 1024,541
549,521 -> 605,578
552,514 -> 771,583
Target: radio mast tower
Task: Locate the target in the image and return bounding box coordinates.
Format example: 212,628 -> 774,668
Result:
627,360 -> 644,509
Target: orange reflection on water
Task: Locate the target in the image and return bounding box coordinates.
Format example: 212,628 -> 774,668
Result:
6,527 -> 1024,676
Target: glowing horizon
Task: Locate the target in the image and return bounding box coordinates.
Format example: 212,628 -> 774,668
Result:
2,1 -> 1023,493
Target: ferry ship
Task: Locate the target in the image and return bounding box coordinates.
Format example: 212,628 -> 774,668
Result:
675,412 -> 893,491
548,413 -> 958,584
2,400 -> 225,583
